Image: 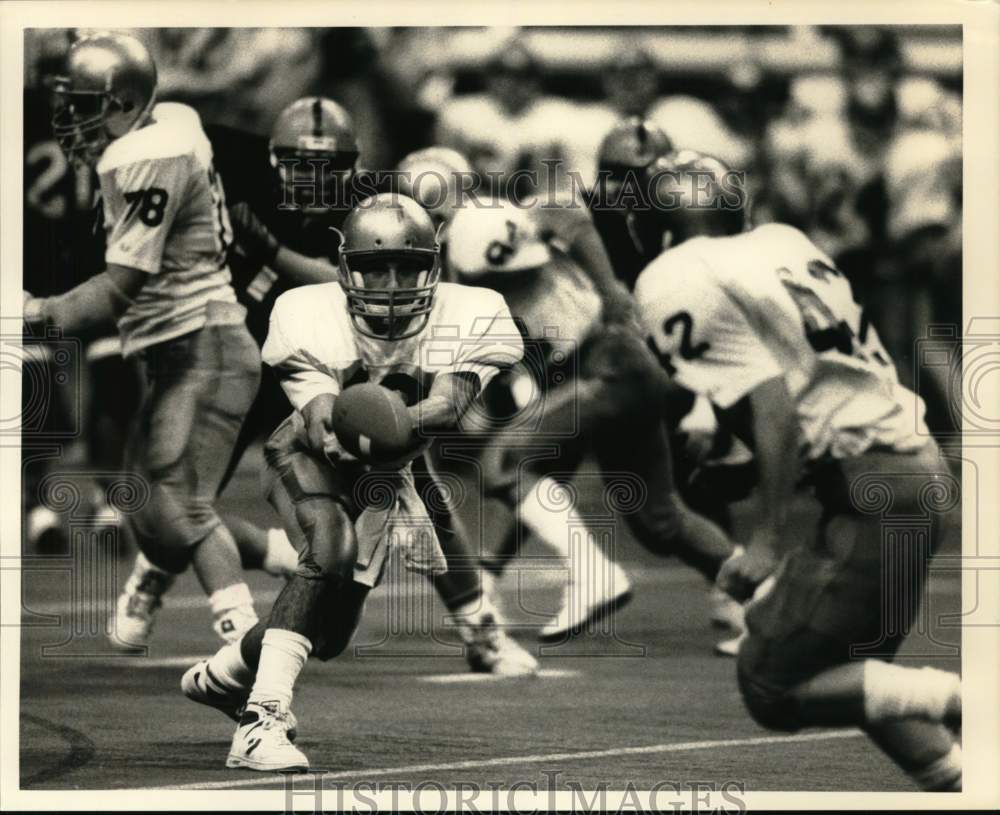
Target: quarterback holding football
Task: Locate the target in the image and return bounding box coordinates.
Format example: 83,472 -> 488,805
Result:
183,192 -> 527,771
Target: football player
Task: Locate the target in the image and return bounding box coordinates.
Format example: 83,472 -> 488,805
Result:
633,151 -> 961,790
23,33 -> 264,647
445,196 -> 740,643
182,194 -> 527,771
209,99 -> 539,676
397,147 -> 639,641
591,118 -> 753,650
589,116 -> 674,291
395,145 -> 477,234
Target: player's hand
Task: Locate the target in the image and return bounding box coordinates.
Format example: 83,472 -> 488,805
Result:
302,393 -> 338,454
716,539 -> 779,603
22,290 -> 45,326
229,202 -> 281,267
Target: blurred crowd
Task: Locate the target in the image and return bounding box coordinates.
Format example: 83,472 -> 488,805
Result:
23,25 -> 962,443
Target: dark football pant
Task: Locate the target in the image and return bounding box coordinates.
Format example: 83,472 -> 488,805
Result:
736,440 -> 953,731
126,303 -> 261,573
484,324 -> 734,577
218,362 -> 291,493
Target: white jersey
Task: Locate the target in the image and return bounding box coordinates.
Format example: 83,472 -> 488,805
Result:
444,202 -> 603,354
435,93 -> 578,182
262,281 -> 524,412
635,223 -> 928,462
97,102 -> 237,355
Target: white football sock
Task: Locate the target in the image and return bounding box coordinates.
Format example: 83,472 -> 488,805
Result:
263,528 -> 299,576
520,477 -> 630,609
208,582 -> 254,619
910,743 -> 961,791
207,640 -> 255,690
863,661 -> 961,724
248,629 -> 312,708
518,477 -> 581,562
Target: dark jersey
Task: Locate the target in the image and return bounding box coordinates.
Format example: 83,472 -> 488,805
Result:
588,206 -> 647,293
23,87 -> 104,300
204,123 -> 380,347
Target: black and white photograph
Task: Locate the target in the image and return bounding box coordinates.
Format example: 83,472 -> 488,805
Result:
1,1 -> 997,810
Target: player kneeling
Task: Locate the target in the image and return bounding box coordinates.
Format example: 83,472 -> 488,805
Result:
182,193 -> 529,771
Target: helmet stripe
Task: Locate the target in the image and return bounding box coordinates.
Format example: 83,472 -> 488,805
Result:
311,98 -> 323,138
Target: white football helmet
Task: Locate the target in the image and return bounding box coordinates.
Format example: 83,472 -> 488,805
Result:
447,202 -> 551,279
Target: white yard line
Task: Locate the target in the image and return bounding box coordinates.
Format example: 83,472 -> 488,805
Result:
157,729 -> 864,790
417,668 -> 579,683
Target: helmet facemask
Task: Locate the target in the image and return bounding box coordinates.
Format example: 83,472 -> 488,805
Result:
51,80 -> 154,167
338,246 -> 441,341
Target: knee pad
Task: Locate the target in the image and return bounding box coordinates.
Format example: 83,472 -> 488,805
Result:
291,498 -> 357,585
736,642 -> 803,733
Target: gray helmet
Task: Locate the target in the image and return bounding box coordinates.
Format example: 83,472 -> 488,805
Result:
51,32 -> 157,165
335,193 -> 442,341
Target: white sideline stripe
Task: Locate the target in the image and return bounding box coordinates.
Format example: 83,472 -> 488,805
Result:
157,729 -> 864,790
78,655 -> 211,668
24,591 -> 282,616
23,572 -> 960,619
418,669 -> 578,683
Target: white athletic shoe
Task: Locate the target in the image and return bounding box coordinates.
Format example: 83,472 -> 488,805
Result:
708,585 -> 745,631
226,701 -> 309,772
109,558 -> 176,650
464,612 -> 539,676
181,660 -> 299,738
538,565 -> 633,642
213,605 -> 259,644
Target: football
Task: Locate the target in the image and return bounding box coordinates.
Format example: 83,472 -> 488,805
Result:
330,382 -> 415,461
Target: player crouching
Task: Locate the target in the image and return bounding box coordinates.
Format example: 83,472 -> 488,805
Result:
183,193 -> 532,771
633,151 -> 962,790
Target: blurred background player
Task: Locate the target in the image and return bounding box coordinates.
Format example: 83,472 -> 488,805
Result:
23,33 -> 264,649
435,37 -> 581,201
589,116 -> 675,291
445,197 -> 742,645
21,29 -> 129,554
211,97 -> 540,676
184,194 -> 530,770
634,151 -> 961,791
756,27 -> 961,437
